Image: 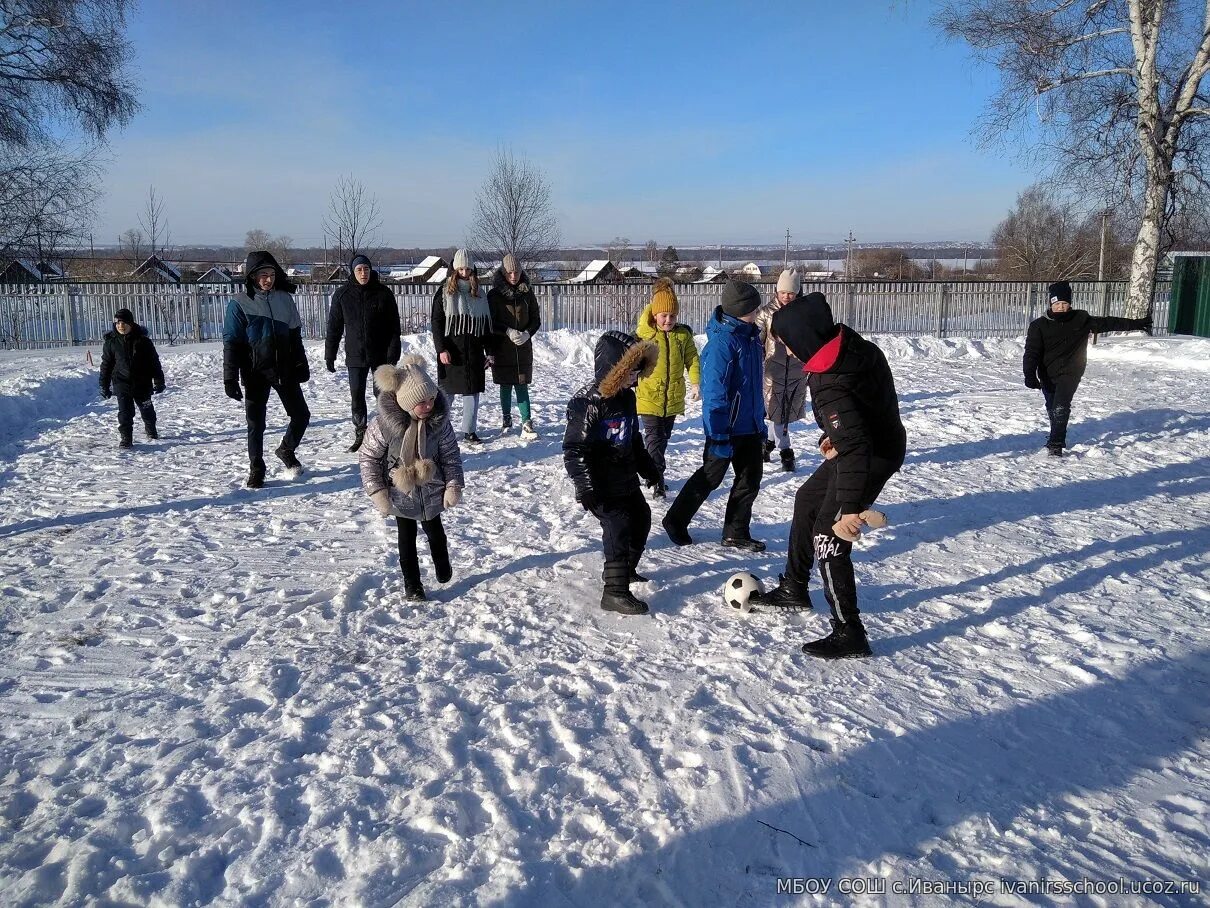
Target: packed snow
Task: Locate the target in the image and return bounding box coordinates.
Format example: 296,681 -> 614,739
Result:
0,330 -> 1207,906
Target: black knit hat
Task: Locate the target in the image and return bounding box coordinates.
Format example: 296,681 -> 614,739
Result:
1048,281 -> 1073,304
113,308 -> 135,325
720,279 -> 761,318
350,253 -> 372,270
771,291 -> 836,361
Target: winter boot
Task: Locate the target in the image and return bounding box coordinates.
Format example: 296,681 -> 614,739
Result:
347,427 -> 365,453
431,532 -> 452,584
722,535 -> 766,552
762,438 -> 776,463
501,415 -> 513,434
118,428 -> 133,449
246,458 -> 266,489
754,574 -> 813,611
629,557 -> 649,584
144,421 -> 159,440
521,419 -> 538,439
1047,445 -> 1064,457
662,514 -> 693,547
601,561 -> 649,615
780,448 -> 795,473
463,432 -> 483,447
648,478 -> 667,500
275,445 -> 303,473
403,582 -> 427,602
802,618 -> 872,659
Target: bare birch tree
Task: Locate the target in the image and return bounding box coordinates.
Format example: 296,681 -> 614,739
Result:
322,175 -> 382,266
935,0 -> 1210,315
469,147 -> 560,267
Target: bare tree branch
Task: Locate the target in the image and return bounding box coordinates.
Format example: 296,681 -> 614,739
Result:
468,146 -> 561,268
321,175 -> 382,266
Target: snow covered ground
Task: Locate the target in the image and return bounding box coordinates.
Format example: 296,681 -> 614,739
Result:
0,330 -> 1207,906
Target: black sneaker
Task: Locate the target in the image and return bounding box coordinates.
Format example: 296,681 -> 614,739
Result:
463,432 -> 483,447
601,588 -> 649,615
802,620 -> 872,659
754,574 -> 812,611
275,447 -> 302,471
662,515 -> 693,546
722,536 -> 766,552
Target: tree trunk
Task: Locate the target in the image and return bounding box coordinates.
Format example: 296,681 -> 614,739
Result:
1126,164 -> 1170,319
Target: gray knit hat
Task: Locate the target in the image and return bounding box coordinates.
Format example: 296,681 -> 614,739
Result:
720,279 -> 761,318
502,254 -> 519,273
375,355 -> 438,415
777,269 -> 802,295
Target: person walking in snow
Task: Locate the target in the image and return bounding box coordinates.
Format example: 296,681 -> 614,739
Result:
755,292 -> 905,659
1023,280 -> 1153,456
488,254 -> 541,438
223,250 -> 312,488
634,277 -> 700,499
432,249 -> 493,446
325,253 -> 402,453
564,331 -> 662,615
360,355 -> 464,603
99,307 -> 165,449
662,279 -> 766,551
755,269 -> 808,472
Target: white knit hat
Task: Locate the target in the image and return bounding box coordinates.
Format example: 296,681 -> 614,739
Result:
777,269 -> 802,295
452,248 -> 471,270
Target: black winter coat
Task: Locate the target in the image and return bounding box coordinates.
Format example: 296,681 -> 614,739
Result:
1023,310 -> 1149,383
564,331 -> 661,503
804,326 -> 906,515
100,326 -> 164,399
487,268 -> 540,386
431,286 -> 489,395
325,274 -> 402,368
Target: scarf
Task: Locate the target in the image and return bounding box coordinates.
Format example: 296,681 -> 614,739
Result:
390,415 -> 435,494
442,279 -> 492,338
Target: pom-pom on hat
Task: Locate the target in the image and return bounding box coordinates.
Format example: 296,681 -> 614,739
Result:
375,354 -> 438,415
649,277 -> 679,317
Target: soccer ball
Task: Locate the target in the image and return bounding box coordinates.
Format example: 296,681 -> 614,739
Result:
723,572 -> 763,613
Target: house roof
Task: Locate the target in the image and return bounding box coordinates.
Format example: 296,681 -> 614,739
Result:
197,266 -> 236,284
567,259 -> 617,283
131,255 -> 181,282
427,267 -> 449,284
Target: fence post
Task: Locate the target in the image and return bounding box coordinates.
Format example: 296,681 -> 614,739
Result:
935,283 -> 949,339
63,284 -> 77,345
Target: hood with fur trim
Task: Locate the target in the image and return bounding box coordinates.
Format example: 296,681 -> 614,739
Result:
593,330 -> 658,398
372,380 -> 450,493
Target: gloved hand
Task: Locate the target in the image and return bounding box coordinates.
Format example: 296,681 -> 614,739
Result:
1141,315 -> 1154,336
326,360 -> 336,373
443,484 -> 462,508
153,380 -> 165,394
686,383 -> 700,402
1024,375 -> 1042,390
579,490 -> 599,512
706,438 -> 733,460
297,363 -> 310,383
369,489 -> 391,516
100,386 -> 112,400
224,380 -> 243,401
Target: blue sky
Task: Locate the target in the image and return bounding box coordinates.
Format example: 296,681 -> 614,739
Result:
96,0 -> 1035,248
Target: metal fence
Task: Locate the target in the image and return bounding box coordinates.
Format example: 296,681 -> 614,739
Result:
0,279 -> 1172,349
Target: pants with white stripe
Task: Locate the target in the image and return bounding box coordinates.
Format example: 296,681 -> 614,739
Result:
785,457 -> 898,623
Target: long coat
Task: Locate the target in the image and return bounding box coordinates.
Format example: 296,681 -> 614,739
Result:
633,302 -> 700,417
755,297 -> 807,425
487,268 -> 540,386
100,325 -> 164,399
431,285 -> 490,395
325,274 -> 402,369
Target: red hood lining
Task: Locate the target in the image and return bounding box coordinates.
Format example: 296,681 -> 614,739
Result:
803,330 -> 843,373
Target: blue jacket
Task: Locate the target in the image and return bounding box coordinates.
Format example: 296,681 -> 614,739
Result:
223,289 -> 310,386
700,306 -> 765,440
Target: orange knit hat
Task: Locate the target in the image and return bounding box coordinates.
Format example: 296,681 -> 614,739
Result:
649,277 -> 678,317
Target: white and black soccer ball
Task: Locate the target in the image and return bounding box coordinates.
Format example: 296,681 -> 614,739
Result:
723,572 -> 763,613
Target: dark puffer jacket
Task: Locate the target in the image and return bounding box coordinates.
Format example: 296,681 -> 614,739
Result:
488,268 -> 541,386
1023,309 -> 1150,383
100,324 -> 164,399
325,272 -> 402,369
224,251 -> 310,387
563,331 -> 661,504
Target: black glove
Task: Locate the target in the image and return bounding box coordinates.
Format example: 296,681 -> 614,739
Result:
153,380 -> 165,394
326,360 -> 336,373
100,386 -> 112,400
579,490 -> 599,512
1024,375 -> 1042,390
224,380 -> 243,401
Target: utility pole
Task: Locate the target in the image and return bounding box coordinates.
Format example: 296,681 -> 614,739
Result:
718,245 -> 722,269
845,231 -> 855,280
1097,208 -> 1110,281
784,228 -> 791,268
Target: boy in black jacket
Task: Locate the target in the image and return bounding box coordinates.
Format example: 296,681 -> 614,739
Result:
1023,280 -> 1152,456
99,308 -> 166,448
564,331 -> 661,615
757,293 -> 906,659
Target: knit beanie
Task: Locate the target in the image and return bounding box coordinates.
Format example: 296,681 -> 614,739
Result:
376,354 -> 438,415
502,254 -> 519,273
113,308 -> 135,325
1048,281 -> 1073,304
720,279 -> 761,318
350,253 -> 372,271
452,248 -> 471,271
777,269 -> 802,295
771,291 -> 836,362
649,277 -> 679,317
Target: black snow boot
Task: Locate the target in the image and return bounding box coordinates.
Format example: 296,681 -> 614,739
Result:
118,429 -> 133,449
275,445 -> 303,473
802,619 -> 872,659
246,459 -> 266,488
780,448 -> 795,472
762,438 -> 776,463
601,561 -> 649,615
754,574 -> 813,611
404,582 -> 427,602
144,422 -> 159,440
347,427 -> 365,453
